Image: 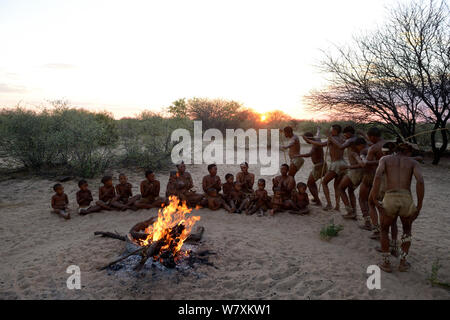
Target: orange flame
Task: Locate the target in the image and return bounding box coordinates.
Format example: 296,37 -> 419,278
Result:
140,196 -> 200,254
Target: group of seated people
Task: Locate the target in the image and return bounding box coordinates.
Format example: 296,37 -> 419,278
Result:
50,161 -> 310,220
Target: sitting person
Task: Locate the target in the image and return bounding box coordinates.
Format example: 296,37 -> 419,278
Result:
230,182 -> 250,214
222,173 -> 237,213
269,164 -> 296,215
76,180 -> 101,215
135,170 -> 165,209
51,183 -> 71,219
174,161 -> 204,207
166,171 -> 179,198
115,173 -> 140,211
96,175 -> 128,211
246,178 -> 271,216
205,187 -> 233,213
290,182 -> 310,215
270,187 -> 285,216
236,162 -> 255,196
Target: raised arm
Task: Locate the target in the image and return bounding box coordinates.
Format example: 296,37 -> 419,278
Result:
303,136 -> 327,147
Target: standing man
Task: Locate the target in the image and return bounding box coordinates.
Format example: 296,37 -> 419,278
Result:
304,124 -> 347,211
295,131 -> 326,206
281,126 -> 304,177
360,127 -> 385,238
371,143 -> 424,273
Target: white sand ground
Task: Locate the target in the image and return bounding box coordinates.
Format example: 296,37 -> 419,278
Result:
0,143 -> 449,300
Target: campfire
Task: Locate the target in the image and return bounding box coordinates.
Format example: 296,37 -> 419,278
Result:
95,196 -> 212,272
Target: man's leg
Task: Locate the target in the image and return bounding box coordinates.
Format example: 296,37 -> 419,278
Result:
322,171 -> 336,210
288,164 -> 298,177
338,176 -> 354,217
333,175 -> 343,211
358,182 -> 372,230
390,216 -> 399,257
307,173 -> 321,205
398,217 -> 413,271
379,211 -> 395,272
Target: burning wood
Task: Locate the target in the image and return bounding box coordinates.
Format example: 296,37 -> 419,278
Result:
97,196 -> 204,271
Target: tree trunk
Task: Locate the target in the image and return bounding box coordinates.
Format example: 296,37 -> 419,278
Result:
431,124 -> 448,165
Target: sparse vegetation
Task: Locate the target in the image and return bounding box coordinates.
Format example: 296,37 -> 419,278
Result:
320,220 -> 344,240
428,258 -> 450,289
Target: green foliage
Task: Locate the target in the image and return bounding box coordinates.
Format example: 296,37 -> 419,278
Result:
168,98 -> 188,118
117,111 -> 192,170
428,258 -> 450,289
320,220 -> 344,240
0,106 -> 118,177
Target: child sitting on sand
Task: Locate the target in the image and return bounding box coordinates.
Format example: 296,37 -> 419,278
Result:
270,187 -> 284,216
51,183 -> 71,219
206,187 -> 233,212
246,178 -> 271,216
166,171 -> 179,198
76,180 -> 101,215
290,182 -> 310,215
222,173 -> 237,213
96,175 -> 127,211
115,173 -> 140,211
230,182 -> 250,214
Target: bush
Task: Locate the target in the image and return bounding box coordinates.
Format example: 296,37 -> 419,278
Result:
320,220 -> 344,240
0,106 -> 118,177
117,111 -> 192,170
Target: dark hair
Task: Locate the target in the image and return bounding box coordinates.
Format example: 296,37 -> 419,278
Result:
283,126 -> 293,134
119,173 -> 126,178
297,182 -> 307,189
304,132 -> 314,138
396,143 -> 413,154
53,183 -> 62,191
353,137 -> 367,146
383,142 -> 396,150
240,162 -> 249,168
145,169 -> 153,177
169,170 -> 177,177
225,173 -> 233,180
281,163 -> 289,170
78,179 -> 87,188
258,178 -> 266,185
343,126 -> 355,134
176,161 -> 185,168
331,124 -> 342,134
207,163 -> 217,171
101,176 -> 112,184
367,127 -> 381,137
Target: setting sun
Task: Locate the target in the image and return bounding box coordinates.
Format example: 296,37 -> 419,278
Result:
260,114 -> 267,122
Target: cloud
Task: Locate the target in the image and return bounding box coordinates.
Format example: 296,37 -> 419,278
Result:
0,83 -> 28,94
42,63 -> 77,70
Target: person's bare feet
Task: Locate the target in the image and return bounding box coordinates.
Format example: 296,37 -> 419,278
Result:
323,204 -> 333,211
269,209 -> 275,216
333,206 -> 340,212
312,199 -> 322,206
398,260 -> 411,272
343,213 -> 357,220
379,261 -> 393,273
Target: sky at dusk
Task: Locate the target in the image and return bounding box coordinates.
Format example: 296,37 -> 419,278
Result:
0,0 -> 392,119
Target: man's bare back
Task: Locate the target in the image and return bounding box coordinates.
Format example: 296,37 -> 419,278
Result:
379,155 -> 421,192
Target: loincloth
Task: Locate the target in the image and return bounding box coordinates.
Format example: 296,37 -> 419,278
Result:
311,162 -> 327,181
290,157 -> 305,170
382,189 -> 417,218
348,168 -> 364,187
328,159 -> 348,176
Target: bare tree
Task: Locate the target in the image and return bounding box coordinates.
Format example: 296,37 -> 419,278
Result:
306,0 -> 449,164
